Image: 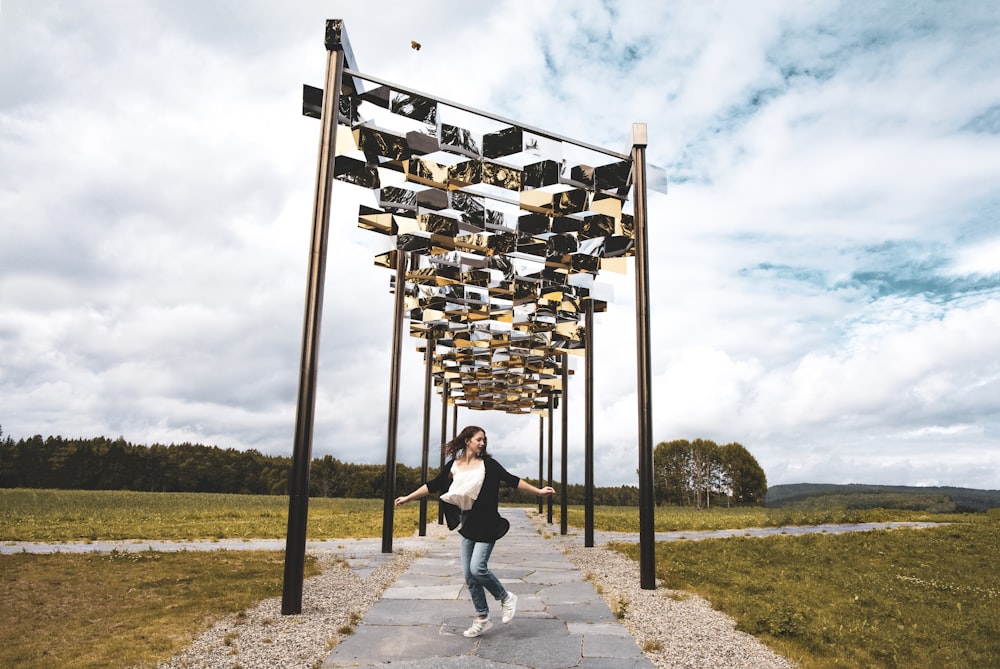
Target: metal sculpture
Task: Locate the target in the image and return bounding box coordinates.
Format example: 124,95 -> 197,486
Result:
284,19 -> 658,615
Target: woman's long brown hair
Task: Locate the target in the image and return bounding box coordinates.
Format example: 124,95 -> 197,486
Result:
442,425 -> 490,459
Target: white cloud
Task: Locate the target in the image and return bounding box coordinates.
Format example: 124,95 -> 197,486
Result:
2,0 -> 999,491
948,237 -> 1000,276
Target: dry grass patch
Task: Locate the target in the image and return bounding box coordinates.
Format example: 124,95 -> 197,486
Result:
0,549 -> 318,669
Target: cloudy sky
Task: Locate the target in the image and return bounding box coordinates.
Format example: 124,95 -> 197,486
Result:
2,0 -> 999,490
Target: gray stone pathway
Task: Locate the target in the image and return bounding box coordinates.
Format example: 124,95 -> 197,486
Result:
320,508 -> 654,669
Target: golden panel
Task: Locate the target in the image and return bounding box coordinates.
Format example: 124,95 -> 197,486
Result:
595,160 -> 632,193
357,206 -> 395,235
553,188 -> 590,215
390,92 -> 437,125
523,160 -> 561,188
405,157 -> 450,188
519,189 -> 555,213
481,161 -> 522,191
419,213 -> 459,236
356,125 -> 409,162
336,155 -> 379,188
441,123 -> 480,157
447,160 -> 482,189
580,213 -> 615,240
483,126 -> 522,159
600,256 -> 629,274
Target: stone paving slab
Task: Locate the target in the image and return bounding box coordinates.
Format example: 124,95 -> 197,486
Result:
320,508 -> 655,669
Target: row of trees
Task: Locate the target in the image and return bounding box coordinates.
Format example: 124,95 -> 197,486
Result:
0,434 -> 637,503
0,434 -> 292,495
1,432 -> 767,506
653,438 -> 767,507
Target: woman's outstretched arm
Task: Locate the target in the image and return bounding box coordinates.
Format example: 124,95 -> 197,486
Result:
517,480 -> 555,496
394,484 -> 430,506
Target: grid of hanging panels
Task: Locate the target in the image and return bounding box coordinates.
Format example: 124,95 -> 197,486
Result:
330,72 -> 636,414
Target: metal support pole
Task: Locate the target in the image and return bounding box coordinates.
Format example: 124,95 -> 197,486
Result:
418,339 -> 434,536
282,22 -> 345,616
438,379 -> 448,524
585,298 -> 595,548
381,251 -> 408,553
631,123 -> 657,589
560,352 -> 569,536
547,395 -> 554,524
538,414 -> 544,514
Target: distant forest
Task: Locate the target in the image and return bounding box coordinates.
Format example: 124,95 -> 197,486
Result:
3,432 -> 995,511
0,433 -> 641,505
766,482 -> 1000,513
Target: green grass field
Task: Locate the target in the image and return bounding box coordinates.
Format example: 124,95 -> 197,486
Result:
0,488 -> 423,541
615,512 -> 999,668
2,489 -> 997,668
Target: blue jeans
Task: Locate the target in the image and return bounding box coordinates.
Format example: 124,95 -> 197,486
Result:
460,534 -> 507,617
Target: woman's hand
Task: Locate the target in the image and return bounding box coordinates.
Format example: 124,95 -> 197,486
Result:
394,484 -> 428,506
538,485 -> 556,496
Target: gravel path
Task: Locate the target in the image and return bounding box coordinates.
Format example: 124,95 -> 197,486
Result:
155,516 -> 796,669
561,543 -> 796,668
156,550 -> 417,669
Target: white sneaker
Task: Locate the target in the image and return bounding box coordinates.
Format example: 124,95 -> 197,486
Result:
463,617 -> 493,637
501,592 -> 518,624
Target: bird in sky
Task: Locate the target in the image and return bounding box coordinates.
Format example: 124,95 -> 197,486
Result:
411,40 -> 421,51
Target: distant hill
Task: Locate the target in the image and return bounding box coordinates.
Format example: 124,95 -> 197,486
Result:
765,483 -> 1000,513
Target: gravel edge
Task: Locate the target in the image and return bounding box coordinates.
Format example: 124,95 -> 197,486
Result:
155,550 -> 418,669
156,516 -> 796,669
526,513 -> 796,669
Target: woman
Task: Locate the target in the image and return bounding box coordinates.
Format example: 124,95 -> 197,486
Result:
394,425 -> 556,637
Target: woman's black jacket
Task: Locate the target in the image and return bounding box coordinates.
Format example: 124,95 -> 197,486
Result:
425,456 -> 520,542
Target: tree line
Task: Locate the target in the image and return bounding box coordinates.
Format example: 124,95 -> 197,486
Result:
0,432 -> 767,506
0,433 -> 642,504
653,438 -> 767,507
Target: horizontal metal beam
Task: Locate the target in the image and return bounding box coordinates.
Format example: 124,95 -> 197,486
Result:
342,67 -> 631,161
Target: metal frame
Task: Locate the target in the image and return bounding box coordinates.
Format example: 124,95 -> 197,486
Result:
283,20 -> 660,613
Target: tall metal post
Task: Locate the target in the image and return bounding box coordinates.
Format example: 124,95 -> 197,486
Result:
585,298 -> 595,547
631,123 -> 656,589
538,414 -> 544,514
282,20 -> 346,616
381,251 -> 408,553
547,395 -> 554,524
560,352 -> 569,536
438,379 -> 448,524
418,339 -> 434,536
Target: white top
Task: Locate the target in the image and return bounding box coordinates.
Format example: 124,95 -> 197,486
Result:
439,460 -> 485,511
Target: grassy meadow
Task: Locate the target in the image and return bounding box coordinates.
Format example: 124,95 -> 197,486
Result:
0,488 -> 424,541
1,549 -> 319,669
1,489 -> 997,668
614,511 -> 1000,668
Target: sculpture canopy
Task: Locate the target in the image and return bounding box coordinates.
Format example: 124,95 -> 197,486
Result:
315,68 -> 638,415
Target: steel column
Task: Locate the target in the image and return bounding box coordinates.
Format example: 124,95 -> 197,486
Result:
538,414 -> 544,514
381,251 -> 408,553
438,379 -> 448,524
631,123 -> 656,589
547,395 -> 554,524
281,23 -> 345,616
585,298 -> 595,548
560,352 -> 569,536
418,339 -> 434,536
